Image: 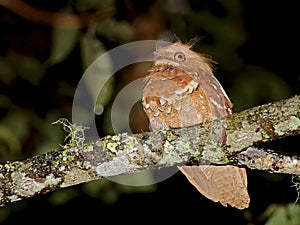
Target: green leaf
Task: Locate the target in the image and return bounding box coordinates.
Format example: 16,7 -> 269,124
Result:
266,204 -> 300,225
45,27 -> 80,66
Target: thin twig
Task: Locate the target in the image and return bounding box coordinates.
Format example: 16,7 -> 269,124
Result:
0,0 -> 114,28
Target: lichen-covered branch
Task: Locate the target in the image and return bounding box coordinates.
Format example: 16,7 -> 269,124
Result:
237,147 -> 300,174
0,95 -> 299,207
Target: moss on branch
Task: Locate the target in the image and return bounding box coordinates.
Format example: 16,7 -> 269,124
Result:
0,95 -> 299,207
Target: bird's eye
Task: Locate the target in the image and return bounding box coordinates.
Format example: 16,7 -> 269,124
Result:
174,52 -> 186,62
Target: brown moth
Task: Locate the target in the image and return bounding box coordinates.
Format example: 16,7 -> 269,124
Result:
142,41 -> 250,209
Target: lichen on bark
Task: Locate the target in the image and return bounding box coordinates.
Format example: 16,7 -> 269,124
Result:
0,95 -> 299,207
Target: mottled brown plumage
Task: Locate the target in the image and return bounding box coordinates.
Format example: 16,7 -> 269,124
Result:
142,41 -> 250,209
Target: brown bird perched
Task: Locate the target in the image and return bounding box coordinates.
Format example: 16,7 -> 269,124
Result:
142,41 -> 250,209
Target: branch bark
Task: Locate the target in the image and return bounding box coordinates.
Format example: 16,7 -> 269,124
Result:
0,95 -> 299,207
0,0 -> 114,28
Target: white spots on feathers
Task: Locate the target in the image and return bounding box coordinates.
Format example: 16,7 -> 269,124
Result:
209,96 -> 226,110
175,80 -> 198,95
142,79 -> 199,116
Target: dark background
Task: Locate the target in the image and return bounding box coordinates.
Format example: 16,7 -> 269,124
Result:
0,0 -> 299,224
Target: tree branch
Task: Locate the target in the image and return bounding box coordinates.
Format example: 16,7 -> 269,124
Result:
0,0 -> 114,28
0,95 -> 299,207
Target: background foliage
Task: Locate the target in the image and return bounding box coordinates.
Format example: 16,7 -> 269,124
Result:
0,0 -> 299,224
